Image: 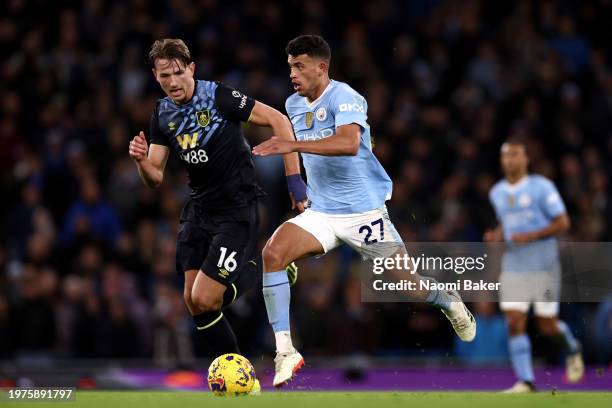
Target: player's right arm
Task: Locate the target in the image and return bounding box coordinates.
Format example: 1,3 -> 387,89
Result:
484,186 -> 504,242
484,225 -> 503,242
129,131 -> 169,188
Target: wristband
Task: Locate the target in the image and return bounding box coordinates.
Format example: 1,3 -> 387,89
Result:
286,174 -> 307,202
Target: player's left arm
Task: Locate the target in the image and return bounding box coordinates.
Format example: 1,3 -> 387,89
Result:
214,82 -> 306,211
511,180 -> 571,243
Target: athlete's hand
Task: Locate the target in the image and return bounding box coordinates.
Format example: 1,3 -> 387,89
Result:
129,131 -> 148,162
252,137 -> 295,156
483,228 -> 503,242
291,194 -> 307,213
511,232 -> 537,244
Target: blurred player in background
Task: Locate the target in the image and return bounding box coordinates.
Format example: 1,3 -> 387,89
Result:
485,138 -> 584,392
128,39 -> 305,365
253,35 -> 476,387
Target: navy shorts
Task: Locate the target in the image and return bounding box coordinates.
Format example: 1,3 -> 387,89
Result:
176,199 -> 260,288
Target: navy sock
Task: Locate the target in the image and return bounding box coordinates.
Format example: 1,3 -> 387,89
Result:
193,311 -> 240,357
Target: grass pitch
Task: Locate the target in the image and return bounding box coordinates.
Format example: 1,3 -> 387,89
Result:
2,391 -> 610,408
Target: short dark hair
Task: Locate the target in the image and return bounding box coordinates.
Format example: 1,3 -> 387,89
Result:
149,38 -> 191,67
503,135 -> 530,156
286,35 -> 331,62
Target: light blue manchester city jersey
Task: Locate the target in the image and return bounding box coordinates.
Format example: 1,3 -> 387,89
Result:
489,175 -> 567,272
285,80 -> 392,214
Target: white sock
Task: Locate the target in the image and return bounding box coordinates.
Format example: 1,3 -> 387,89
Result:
275,331 -> 294,353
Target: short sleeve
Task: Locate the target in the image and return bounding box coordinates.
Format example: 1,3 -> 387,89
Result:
538,178 -> 566,219
149,102 -> 168,146
214,82 -> 256,123
331,88 -> 368,129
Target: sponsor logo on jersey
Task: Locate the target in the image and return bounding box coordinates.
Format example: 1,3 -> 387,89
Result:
305,112 -> 314,129
232,90 -> 248,109
176,132 -> 199,150
168,121 -> 176,131
316,107 -> 327,121
218,268 -> 229,279
196,110 -> 210,127
298,127 -> 334,141
339,103 -> 364,113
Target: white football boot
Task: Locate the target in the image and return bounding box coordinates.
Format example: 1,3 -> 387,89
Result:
566,348 -> 585,383
248,379 -> 261,396
272,349 -> 304,387
502,381 -> 536,393
441,291 -> 476,342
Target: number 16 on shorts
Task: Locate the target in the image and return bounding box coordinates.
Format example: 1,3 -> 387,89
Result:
217,246 -> 238,277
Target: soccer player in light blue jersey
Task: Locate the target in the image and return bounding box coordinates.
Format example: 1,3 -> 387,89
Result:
485,138 -> 584,392
253,35 -> 476,387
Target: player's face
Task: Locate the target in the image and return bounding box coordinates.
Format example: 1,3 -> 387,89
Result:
153,58 -> 196,104
288,54 -> 327,98
500,143 -> 529,178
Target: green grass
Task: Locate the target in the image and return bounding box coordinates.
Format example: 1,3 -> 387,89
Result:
2,391 -> 611,408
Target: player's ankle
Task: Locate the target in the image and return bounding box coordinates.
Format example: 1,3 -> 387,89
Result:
275,331 -> 294,353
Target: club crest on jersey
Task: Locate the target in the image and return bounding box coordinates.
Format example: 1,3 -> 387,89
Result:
316,107 -> 327,121
518,194 -> 531,208
196,110 -> 210,128
305,112 -> 314,129
507,195 -> 515,208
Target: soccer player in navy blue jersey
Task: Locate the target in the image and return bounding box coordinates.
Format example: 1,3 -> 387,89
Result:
128,39 -> 306,362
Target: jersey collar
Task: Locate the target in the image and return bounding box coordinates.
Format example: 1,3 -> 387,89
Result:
504,175 -> 529,193
303,80 -> 334,109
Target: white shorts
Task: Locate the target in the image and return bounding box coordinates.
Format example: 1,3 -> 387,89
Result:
287,206 -> 403,259
499,270 -> 561,317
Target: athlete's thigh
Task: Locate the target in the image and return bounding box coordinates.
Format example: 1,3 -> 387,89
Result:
201,207 -> 257,286
192,268 -> 228,302
334,206 -> 404,259
279,209 -> 339,258
266,222 -> 327,267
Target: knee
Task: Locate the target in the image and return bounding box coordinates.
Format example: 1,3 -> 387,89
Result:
183,289 -> 193,309
262,239 -> 286,270
537,318 -> 559,337
191,289 -> 223,313
506,313 -> 527,336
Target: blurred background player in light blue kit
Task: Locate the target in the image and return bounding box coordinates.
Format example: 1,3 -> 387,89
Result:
253,35 -> 476,387
485,137 -> 584,393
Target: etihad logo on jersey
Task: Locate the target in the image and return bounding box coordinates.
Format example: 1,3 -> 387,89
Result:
298,128 -> 334,141
339,103 -> 364,113
176,132 -> 199,150
196,110 -> 210,127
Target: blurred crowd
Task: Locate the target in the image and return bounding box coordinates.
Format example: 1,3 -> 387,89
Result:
0,0 -> 610,366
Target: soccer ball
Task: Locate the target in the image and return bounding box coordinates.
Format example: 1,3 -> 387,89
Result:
207,353 -> 257,396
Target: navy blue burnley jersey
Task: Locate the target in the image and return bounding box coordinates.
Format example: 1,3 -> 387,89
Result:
149,80 -> 264,210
